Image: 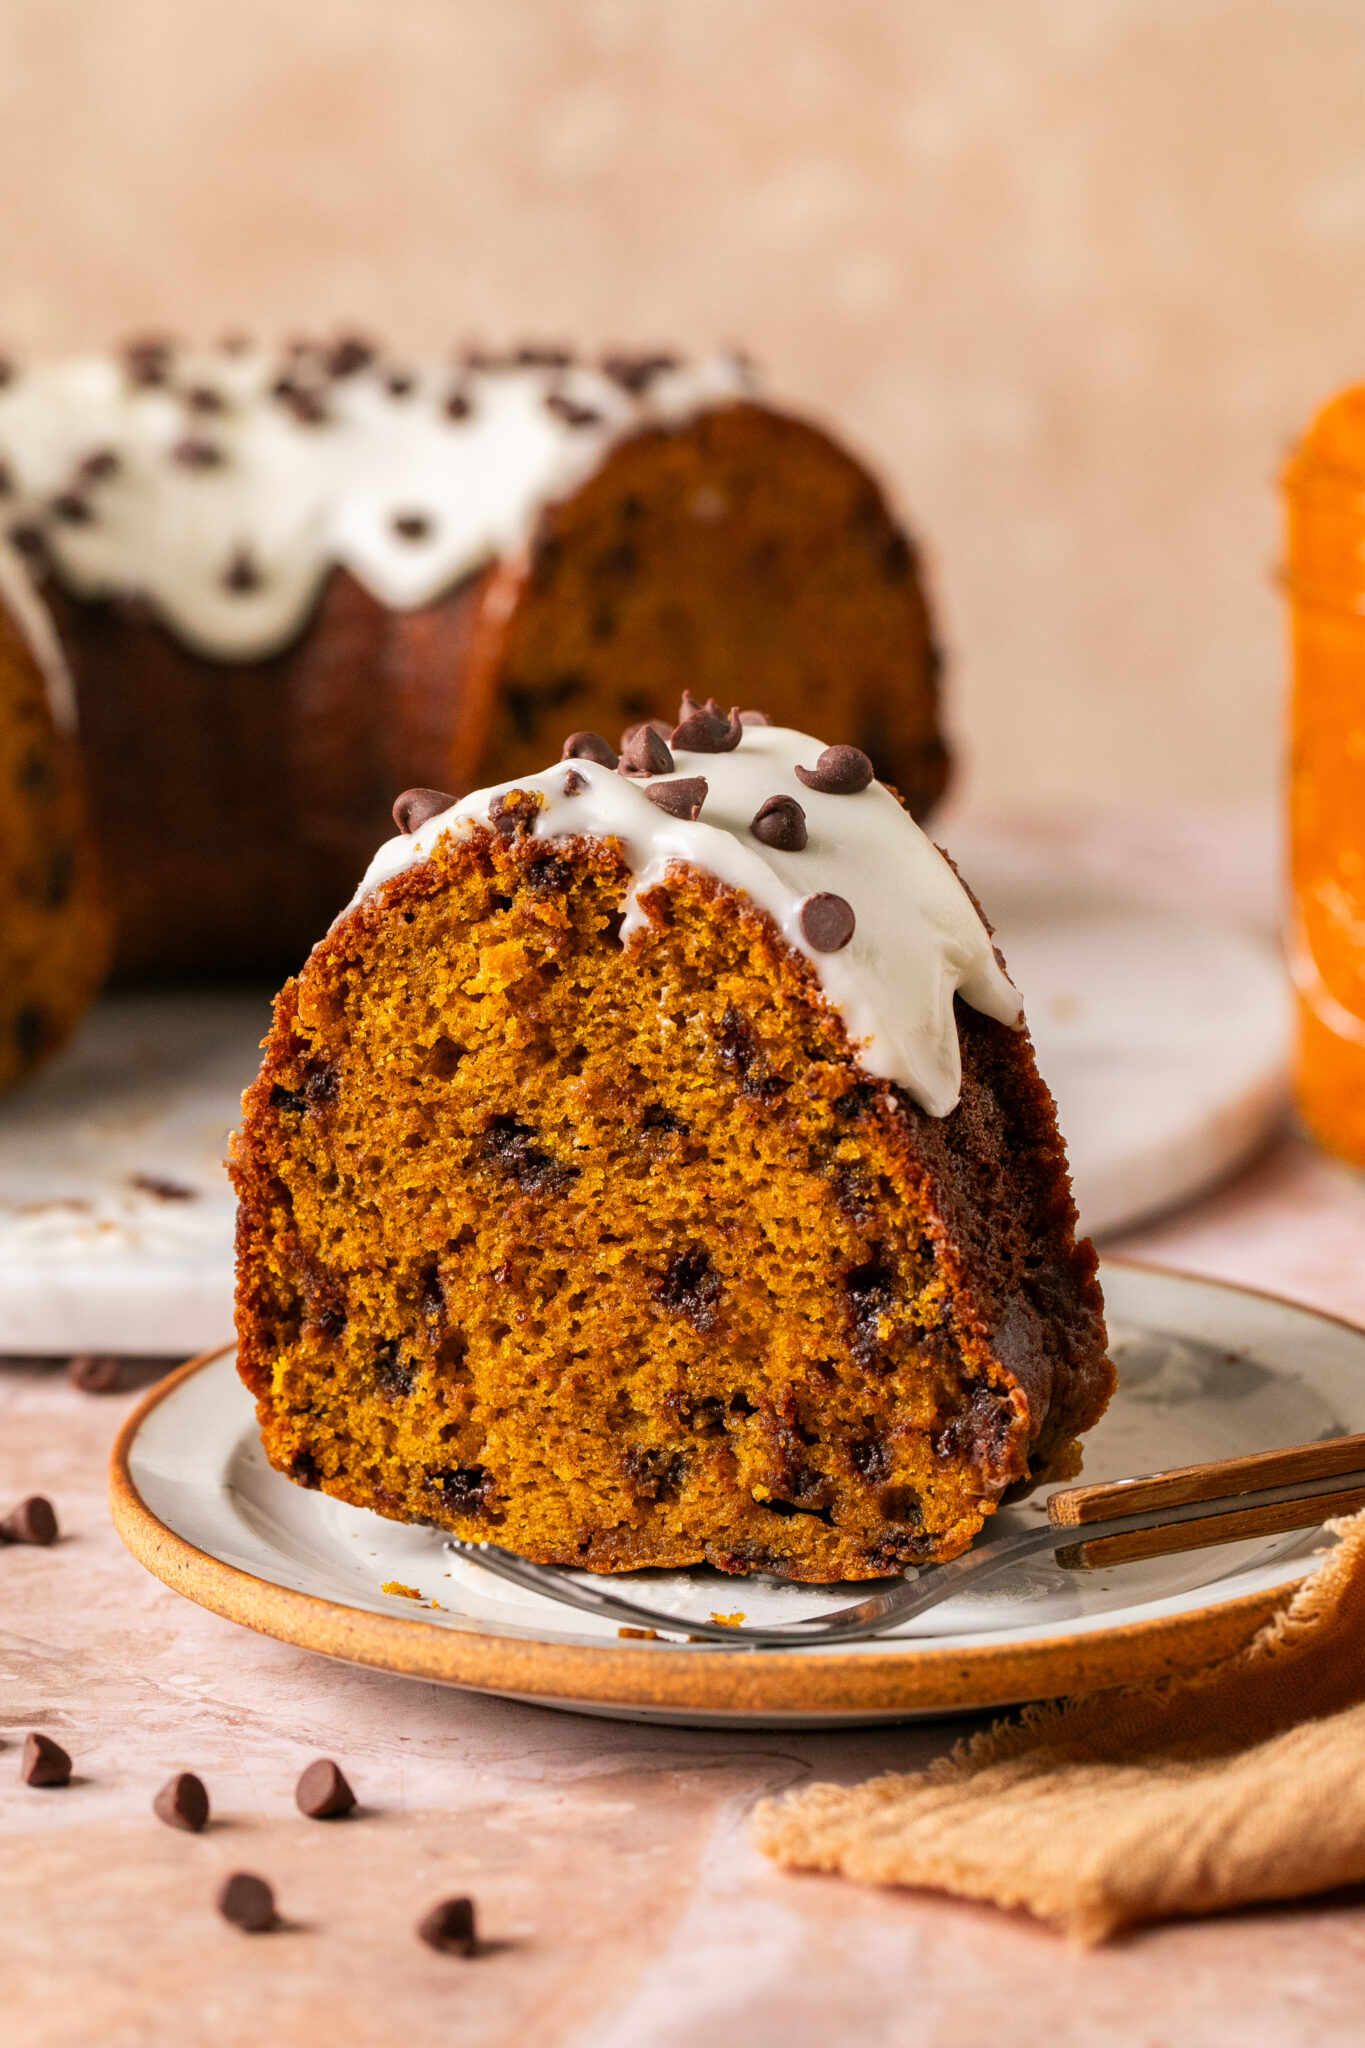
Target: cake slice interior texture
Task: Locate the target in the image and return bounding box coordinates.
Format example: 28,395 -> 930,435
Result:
233,757 -> 1110,1583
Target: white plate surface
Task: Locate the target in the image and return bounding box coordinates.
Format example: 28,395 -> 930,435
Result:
0,843 -> 1288,1355
121,1264 -> 1364,1725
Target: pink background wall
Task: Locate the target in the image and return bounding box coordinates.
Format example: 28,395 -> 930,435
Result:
2,0 -> 1361,811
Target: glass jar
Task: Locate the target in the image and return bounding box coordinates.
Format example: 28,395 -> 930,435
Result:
1284,388 -> 1365,1164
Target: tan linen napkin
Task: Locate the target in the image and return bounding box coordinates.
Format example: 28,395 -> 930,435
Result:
753,1510 -> 1365,1942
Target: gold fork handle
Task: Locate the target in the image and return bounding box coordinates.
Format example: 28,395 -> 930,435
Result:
1048,1429 -> 1365,1528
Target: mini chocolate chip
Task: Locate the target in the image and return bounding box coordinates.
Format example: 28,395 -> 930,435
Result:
22,1733 -> 71,1787
794,745 -> 874,795
515,343 -> 573,367
488,789 -> 539,839
274,381 -> 328,425
0,1495 -> 58,1545
545,392 -> 603,428
562,768 -> 587,796
68,1353 -> 132,1393
671,693 -> 742,754
444,388 -> 473,421
51,492 -> 92,525
295,1757 -> 355,1820
739,709 -> 771,726
172,438 -> 225,469
417,1896 -> 478,1955
799,892 -> 856,951
561,730 -> 618,769
186,386 -> 225,413
77,448 -> 121,482
618,724 -> 674,777
327,336 -> 374,377
393,787 -> 455,834
154,1771 -> 209,1832
131,1174 -> 196,1200
600,350 -> 678,394
645,776 -> 707,820
217,1872 -> 277,1932
392,512 -> 433,541
387,373 -> 415,397
9,524 -> 45,558
222,548 -> 262,593
750,794 -> 807,850
0,461 -> 10,496
124,339 -> 172,387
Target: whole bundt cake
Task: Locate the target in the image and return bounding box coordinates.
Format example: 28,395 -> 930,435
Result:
0,541 -> 111,1093
231,705 -> 1109,1583
0,340 -> 946,980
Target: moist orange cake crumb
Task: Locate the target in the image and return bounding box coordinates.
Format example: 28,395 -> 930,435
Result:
232,712 -> 1109,1582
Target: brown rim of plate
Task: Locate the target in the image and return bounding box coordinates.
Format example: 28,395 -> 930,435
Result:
107,1260 -> 1352,1719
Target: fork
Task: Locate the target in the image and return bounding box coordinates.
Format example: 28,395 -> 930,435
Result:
445,1432 -> 1365,1647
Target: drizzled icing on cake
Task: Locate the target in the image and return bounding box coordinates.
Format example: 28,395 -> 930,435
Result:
0,536 -> 76,731
353,723 -> 1023,1118
0,341 -> 754,663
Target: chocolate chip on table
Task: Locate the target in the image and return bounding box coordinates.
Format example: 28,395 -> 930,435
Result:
795,744 -> 875,795
750,794 -> 807,851
21,1733 -> 71,1787
799,893 -> 857,951
154,1771 -> 210,1832
295,1757 -> 356,1820
216,1872 -> 277,1933
392,788 -> 455,834
417,1896 -> 478,1955
617,724 -> 674,778
670,693 -> 742,754
645,777 -> 707,821
0,1495 -> 58,1545
561,730 -> 617,769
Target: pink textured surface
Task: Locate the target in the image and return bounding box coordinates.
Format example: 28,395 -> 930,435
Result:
6,811 -> 1365,2045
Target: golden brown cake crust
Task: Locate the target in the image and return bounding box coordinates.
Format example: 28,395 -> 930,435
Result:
231,808 -> 1108,1583
43,399 -> 945,981
0,595 -> 111,1094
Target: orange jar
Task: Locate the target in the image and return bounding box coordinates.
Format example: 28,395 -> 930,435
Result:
1284,388 -> 1365,1164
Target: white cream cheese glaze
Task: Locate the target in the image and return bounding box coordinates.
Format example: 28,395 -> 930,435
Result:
0,344 -> 754,663
351,723 -> 1023,1118
0,535 -> 76,731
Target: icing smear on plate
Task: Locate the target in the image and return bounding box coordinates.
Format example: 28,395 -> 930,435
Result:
351,723 -> 1023,1119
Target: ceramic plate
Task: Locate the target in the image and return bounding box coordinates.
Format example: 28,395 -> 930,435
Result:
110,1261 -> 1363,1727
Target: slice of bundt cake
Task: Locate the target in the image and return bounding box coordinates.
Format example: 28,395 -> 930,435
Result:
231,709 -> 1109,1583
0,340 -> 946,981
0,542 -> 111,1094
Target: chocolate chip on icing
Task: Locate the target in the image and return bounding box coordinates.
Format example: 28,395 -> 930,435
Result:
444,388 -> 473,421
186,386 -> 226,414
154,1771 -> 210,1832
739,709 -> 771,727
51,492 -> 92,525
561,731 -> 618,769
295,1757 -> 356,1820
217,1872 -> 277,1933
327,336 -> 374,377
750,794 -> 807,851
799,893 -> 856,951
562,768 -> 587,796
545,392 -> 603,429
22,1733 -> 71,1787
222,548 -> 262,594
600,351 -> 678,394
645,777 -> 708,821
417,1896 -> 478,1955
392,512 -> 433,541
671,694 -> 742,754
77,448 -> 121,482
386,372 -> 415,398
393,788 -> 455,834
795,745 -> 874,795
172,439 -> 226,470
617,724 -> 674,777
0,1495 -> 58,1545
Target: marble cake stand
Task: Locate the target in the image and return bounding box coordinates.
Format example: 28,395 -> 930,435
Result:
0,847 -> 1288,1357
